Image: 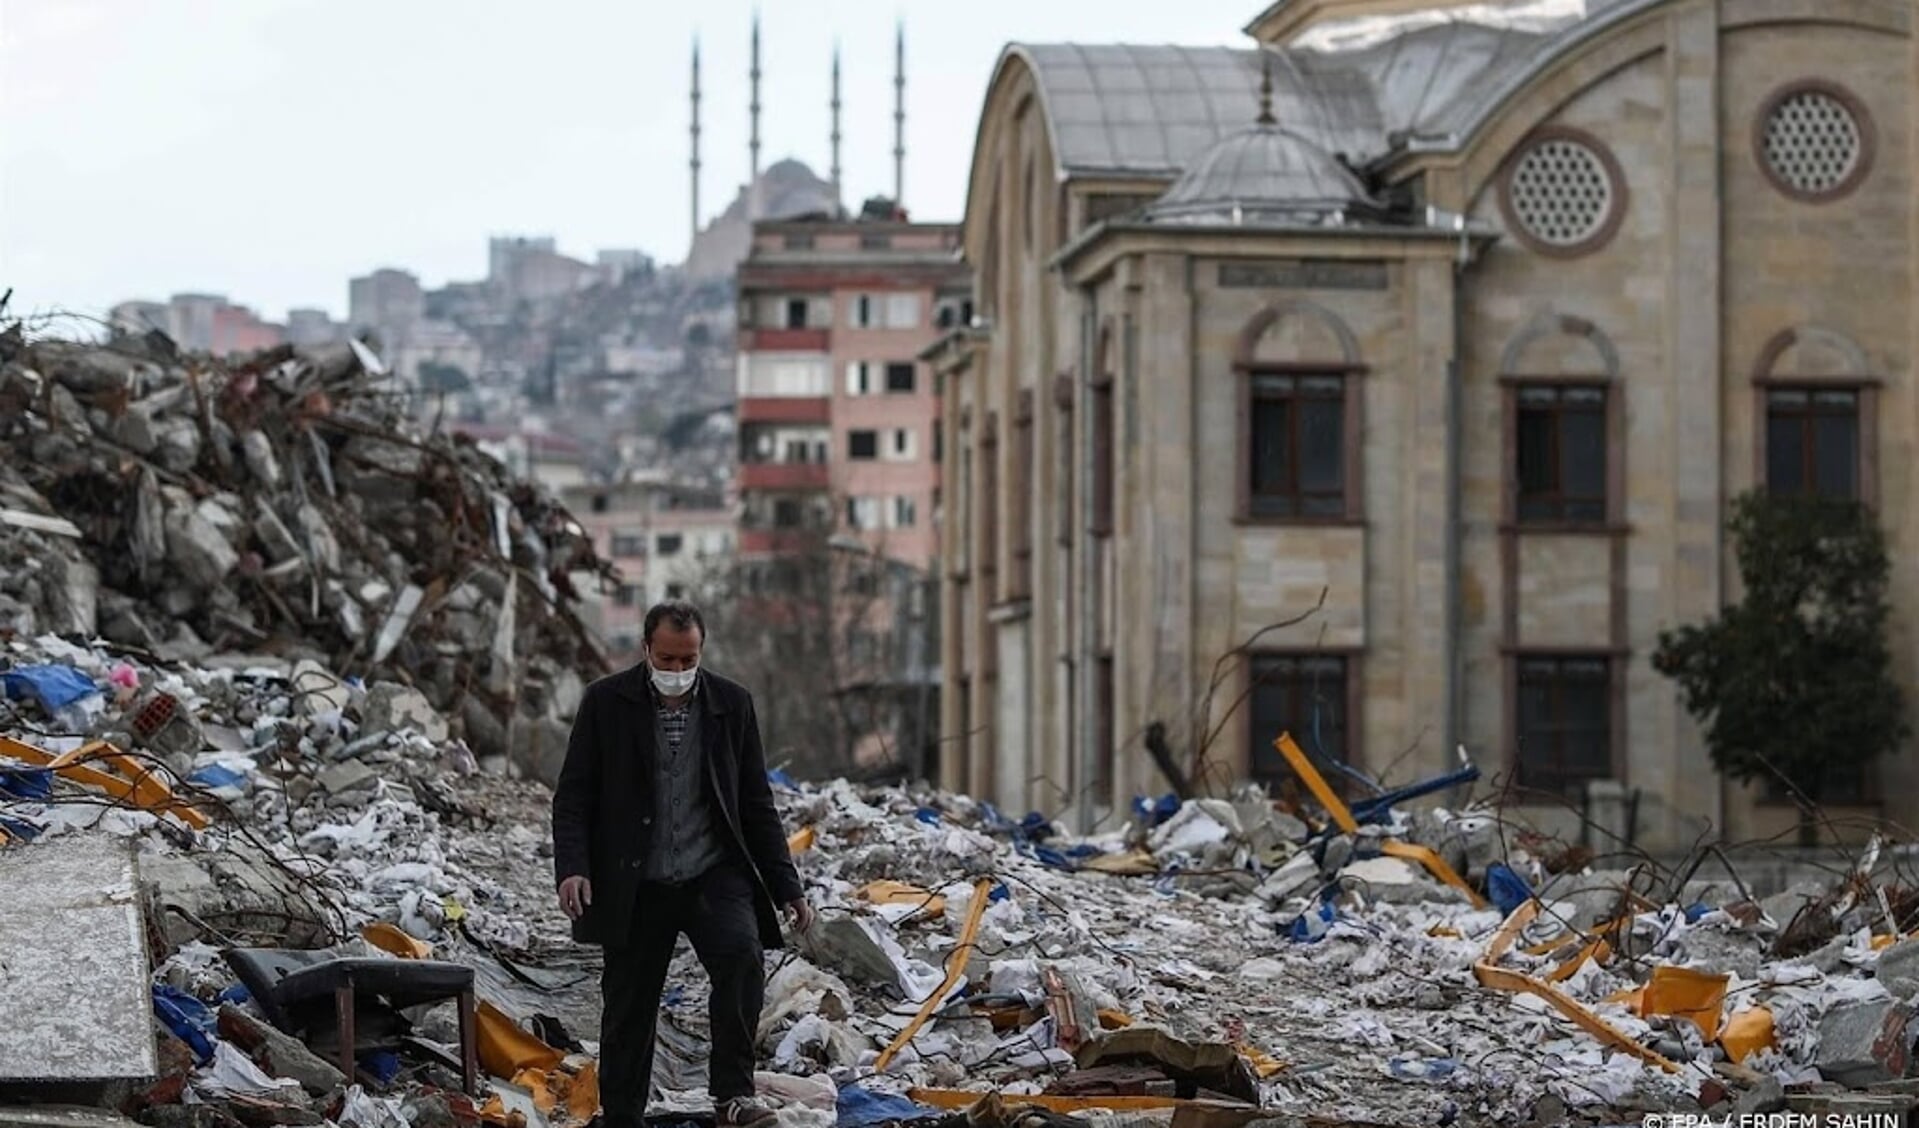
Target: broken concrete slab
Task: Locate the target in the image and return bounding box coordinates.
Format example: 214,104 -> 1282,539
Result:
800,916 -> 908,991
0,835 -> 156,1080
0,1108 -> 145,1128
507,713 -> 570,787
1732,1076 -> 1785,1116
1875,937 -> 1919,1002
1337,856 -> 1465,906
1815,1000 -> 1917,1088
361,682 -> 448,744
216,1004 -> 347,1098
318,760 -> 380,795
165,507 -> 239,590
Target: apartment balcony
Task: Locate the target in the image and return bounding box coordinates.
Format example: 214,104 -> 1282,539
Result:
738,397 -> 832,424
738,528 -> 819,555
738,461 -> 831,491
744,327 -> 831,351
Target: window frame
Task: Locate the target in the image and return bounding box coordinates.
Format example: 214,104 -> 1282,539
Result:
1510,380 -> 1613,528
846,361 -> 873,396
1243,651 -> 1360,793
1499,372 -> 1626,534
980,412 -> 1000,599
1759,757 -> 1878,807
1760,384 -> 1866,503
847,429 -> 879,461
1508,652 -> 1619,799
1235,362 -> 1365,526
1009,388 -> 1035,600
845,495 -> 882,531
1090,373 -> 1115,537
1749,329 -> 1881,508
1054,372 -> 1075,548
885,362 -> 917,394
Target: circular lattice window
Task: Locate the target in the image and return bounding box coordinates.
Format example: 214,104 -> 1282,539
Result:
1758,82 -> 1874,203
1500,130 -> 1625,257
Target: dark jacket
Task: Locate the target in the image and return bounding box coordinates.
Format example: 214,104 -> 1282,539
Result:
550,665 -> 804,949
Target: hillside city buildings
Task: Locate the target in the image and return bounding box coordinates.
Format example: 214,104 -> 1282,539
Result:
97,2 -> 1916,830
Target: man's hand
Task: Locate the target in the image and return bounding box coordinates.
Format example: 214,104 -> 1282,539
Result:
558,875 -> 592,921
782,899 -> 816,934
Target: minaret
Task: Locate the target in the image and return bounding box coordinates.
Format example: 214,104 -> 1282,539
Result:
749,13 -> 763,188
830,45 -> 843,212
892,21 -> 906,207
690,38 -> 703,243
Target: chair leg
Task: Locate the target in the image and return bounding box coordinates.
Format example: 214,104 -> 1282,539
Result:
334,984 -> 356,1083
457,989 -> 479,1096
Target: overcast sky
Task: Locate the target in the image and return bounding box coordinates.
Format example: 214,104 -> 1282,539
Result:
1,0 -> 1262,323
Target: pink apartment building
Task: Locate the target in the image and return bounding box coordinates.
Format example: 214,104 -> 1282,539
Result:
735,216 -> 969,569
733,213 -> 969,776
562,476 -> 736,664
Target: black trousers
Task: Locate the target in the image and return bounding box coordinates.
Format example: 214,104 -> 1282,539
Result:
599,862 -> 765,1120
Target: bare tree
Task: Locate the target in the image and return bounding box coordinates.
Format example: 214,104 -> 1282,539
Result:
686,501 -> 931,780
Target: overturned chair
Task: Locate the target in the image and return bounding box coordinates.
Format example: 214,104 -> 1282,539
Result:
222,947 -> 480,1093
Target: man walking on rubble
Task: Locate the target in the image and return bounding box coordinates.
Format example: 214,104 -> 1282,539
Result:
552,599 -> 814,1128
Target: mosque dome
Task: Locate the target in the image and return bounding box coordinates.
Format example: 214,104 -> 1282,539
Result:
1146,61 -> 1385,226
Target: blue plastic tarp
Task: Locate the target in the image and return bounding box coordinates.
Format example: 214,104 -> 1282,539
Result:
360,1050 -> 402,1084
0,767 -> 53,801
1132,793 -> 1180,827
188,764 -> 249,792
0,815 -> 42,842
151,985 -> 218,1064
1,665 -> 100,712
767,769 -> 799,790
1017,840 -> 1104,871
1485,863 -> 1534,916
836,1083 -> 939,1128
1287,900 -> 1337,943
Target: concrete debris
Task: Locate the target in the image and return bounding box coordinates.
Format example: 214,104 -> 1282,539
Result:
0,326 -> 613,766
1814,1000 -> 1917,1088
6,594 -> 1919,1124
1876,936 -> 1919,1002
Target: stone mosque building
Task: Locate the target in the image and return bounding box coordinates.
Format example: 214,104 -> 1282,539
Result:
928,0 -> 1916,850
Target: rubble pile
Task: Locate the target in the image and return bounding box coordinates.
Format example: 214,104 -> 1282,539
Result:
1,631 -> 596,1124
749,780 -> 1919,1125
3,633 -> 1919,1126
0,325 -> 613,770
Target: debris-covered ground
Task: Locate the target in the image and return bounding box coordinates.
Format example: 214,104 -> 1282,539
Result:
4,329 -> 1919,1128
5,623 -> 1919,1128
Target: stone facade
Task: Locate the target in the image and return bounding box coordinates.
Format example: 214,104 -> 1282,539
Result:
934,0 -> 1915,849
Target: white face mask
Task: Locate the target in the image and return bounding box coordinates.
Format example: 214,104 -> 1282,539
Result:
650,664 -> 698,696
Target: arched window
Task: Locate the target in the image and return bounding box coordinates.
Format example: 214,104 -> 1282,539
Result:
1497,313 -> 1620,527
1233,300 -> 1364,523
1752,326 -> 1877,505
